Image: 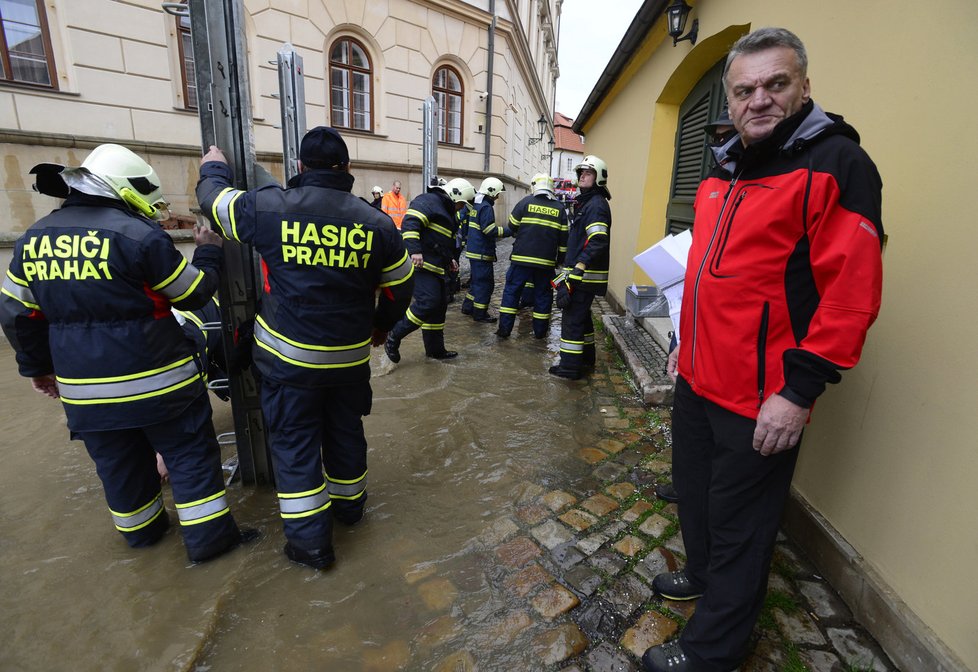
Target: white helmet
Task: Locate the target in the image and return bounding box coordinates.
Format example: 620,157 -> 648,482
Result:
574,155 -> 609,190
530,173 -> 554,195
371,185 -> 383,195
76,144 -> 168,219
443,178 -> 476,204
479,177 -> 505,198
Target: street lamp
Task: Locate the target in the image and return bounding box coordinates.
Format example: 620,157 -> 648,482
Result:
541,135 -> 555,161
666,0 -> 698,47
528,114 -> 547,145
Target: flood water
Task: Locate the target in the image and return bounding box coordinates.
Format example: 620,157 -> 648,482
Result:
0,239 -> 617,671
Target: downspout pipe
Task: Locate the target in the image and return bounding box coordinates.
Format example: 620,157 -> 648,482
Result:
484,0 -> 495,172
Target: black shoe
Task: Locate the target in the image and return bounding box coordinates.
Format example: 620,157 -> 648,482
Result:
333,500 -> 366,526
642,640 -> 691,672
473,315 -> 498,323
284,542 -> 335,570
460,306 -> 473,315
426,350 -> 458,360
652,570 -> 703,600
189,526 -> 260,564
384,335 -> 401,363
548,365 -> 582,380
495,328 -> 510,338
333,509 -> 364,526
655,483 -> 679,503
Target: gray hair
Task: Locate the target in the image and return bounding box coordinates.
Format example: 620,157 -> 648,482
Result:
722,27 -> 808,88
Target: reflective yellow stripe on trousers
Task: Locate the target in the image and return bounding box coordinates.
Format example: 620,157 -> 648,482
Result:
110,492 -> 165,532
279,482 -> 331,519
326,470 -> 367,500
176,490 -> 230,526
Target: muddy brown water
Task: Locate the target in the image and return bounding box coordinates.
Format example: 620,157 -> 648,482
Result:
0,244 -> 611,671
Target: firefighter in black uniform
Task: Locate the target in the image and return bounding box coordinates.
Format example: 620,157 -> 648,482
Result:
385,178 -> 475,363
496,174 -> 568,339
550,156 -> 612,380
0,144 -> 252,562
196,127 -> 414,569
460,177 -> 506,323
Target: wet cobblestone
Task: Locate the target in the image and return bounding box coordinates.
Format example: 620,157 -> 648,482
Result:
479,297 -> 901,671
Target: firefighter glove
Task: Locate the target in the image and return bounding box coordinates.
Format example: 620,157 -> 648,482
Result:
555,283 -> 572,310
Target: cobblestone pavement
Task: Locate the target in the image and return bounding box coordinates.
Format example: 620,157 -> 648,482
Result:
488,298 -> 899,671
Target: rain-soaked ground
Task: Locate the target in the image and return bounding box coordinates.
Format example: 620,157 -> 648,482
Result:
0,239 -> 623,671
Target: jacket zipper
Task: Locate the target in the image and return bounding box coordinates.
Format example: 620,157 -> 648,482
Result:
690,174 -> 740,383
712,189 -> 748,272
757,301 -> 770,408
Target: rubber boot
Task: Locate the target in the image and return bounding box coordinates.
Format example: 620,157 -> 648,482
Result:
422,329 -> 457,359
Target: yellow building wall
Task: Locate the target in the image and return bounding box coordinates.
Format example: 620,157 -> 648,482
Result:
581,1 -> 978,667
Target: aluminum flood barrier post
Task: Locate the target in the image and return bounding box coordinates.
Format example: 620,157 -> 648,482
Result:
165,0 -> 272,486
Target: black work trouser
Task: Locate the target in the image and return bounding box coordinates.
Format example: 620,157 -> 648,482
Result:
78,394 -> 241,561
390,268 -> 450,356
672,376 -> 800,672
261,379 -> 373,554
557,289 -> 595,370
498,265 -> 554,338
461,258 -> 495,318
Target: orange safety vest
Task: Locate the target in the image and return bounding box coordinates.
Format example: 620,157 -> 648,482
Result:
381,191 -> 408,228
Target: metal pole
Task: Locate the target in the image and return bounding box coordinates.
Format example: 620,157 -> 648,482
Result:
484,0 -> 495,173
277,43 -> 306,183
422,96 -> 438,188
169,0 -> 272,486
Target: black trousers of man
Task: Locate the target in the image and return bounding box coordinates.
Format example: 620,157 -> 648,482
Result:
672,376 -> 800,671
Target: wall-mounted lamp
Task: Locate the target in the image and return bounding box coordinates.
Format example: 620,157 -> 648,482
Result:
666,0 -> 698,47
541,135 -> 555,160
528,114 -> 547,145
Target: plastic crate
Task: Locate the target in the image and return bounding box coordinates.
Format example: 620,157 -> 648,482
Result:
625,285 -> 669,317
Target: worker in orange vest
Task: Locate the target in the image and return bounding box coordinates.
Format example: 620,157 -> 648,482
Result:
381,180 -> 407,229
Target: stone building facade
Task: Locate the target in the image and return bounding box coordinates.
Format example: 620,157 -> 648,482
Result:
0,0 -> 561,232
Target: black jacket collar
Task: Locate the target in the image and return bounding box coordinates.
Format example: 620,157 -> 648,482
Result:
287,168 -> 355,192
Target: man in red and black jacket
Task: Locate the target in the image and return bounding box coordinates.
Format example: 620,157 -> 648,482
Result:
642,28 -> 884,672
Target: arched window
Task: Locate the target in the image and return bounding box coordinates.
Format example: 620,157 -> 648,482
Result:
329,37 -> 372,131
433,65 -> 462,145
0,0 -> 56,88
175,1 -> 196,109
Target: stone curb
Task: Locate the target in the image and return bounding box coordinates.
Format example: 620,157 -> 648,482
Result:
602,314 -> 674,407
